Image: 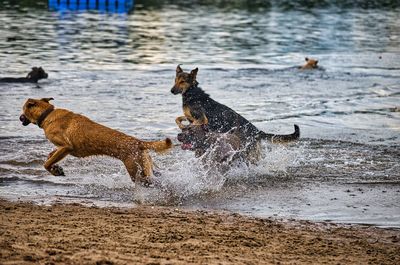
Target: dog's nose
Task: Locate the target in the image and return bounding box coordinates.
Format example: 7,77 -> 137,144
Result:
171,86 -> 180,95
19,114 -> 31,126
177,133 -> 184,142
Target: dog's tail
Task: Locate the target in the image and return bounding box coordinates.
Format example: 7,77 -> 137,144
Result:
141,138 -> 173,153
258,124 -> 300,143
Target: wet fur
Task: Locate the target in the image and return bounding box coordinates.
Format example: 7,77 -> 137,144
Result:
171,65 -> 300,160
300,57 -> 318,70
177,124 -> 241,161
177,124 -> 245,172
20,98 -> 172,184
0,67 -> 48,83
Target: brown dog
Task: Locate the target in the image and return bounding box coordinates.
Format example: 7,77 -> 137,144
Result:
19,98 -> 172,184
300,57 -> 318,70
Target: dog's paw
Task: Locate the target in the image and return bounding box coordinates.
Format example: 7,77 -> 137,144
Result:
140,178 -> 154,188
50,164 -> 65,176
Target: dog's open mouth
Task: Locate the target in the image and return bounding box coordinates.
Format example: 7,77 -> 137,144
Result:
19,114 -> 31,126
181,143 -> 193,150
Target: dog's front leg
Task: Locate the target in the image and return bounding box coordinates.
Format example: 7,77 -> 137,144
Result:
123,153 -> 153,186
47,149 -> 57,159
44,147 -> 70,176
189,108 -> 208,126
175,116 -> 191,129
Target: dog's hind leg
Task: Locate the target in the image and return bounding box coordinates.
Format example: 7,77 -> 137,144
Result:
141,151 -> 153,179
123,153 -> 152,185
123,155 -> 139,182
44,147 -> 70,176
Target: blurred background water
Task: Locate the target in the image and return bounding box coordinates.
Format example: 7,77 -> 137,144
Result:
0,0 -> 399,227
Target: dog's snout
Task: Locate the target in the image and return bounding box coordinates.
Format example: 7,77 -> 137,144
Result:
171,86 -> 180,95
177,133 -> 184,142
19,114 -> 31,126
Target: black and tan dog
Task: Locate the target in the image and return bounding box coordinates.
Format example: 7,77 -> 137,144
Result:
19,98 -> 171,184
171,65 -> 300,159
0,67 -> 48,83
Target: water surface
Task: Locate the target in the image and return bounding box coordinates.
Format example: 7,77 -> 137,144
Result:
0,1 -> 399,227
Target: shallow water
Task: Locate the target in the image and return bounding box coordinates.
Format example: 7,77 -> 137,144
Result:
0,1 -> 399,228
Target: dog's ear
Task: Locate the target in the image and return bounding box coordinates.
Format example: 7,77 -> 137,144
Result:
27,101 -> 36,108
40,98 -> 54,103
176,64 -> 183,75
305,57 -> 309,61
27,67 -> 37,78
190,68 -> 198,80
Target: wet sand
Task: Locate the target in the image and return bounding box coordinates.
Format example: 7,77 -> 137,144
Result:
1,200 -> 399,264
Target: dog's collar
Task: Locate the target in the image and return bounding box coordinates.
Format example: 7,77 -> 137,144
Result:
37,106 -> 54,128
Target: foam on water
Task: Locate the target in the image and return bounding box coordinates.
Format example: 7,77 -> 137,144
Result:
18,141 -> 299,206
131,142 -> 301,205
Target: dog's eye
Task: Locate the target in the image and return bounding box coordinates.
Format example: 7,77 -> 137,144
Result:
179,80 -> 185,84
27,102 -> 36,108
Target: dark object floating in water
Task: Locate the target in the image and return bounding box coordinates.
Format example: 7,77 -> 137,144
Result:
48,0 -> 135,13
0,67 -> 48,83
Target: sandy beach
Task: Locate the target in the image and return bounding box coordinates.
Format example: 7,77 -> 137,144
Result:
1,1 -> 400,264
1,200 -> 399,264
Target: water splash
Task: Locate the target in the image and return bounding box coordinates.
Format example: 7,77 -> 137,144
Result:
132,142 -> 301,205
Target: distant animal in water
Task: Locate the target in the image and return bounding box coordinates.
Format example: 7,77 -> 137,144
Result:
0,67 -> 48,83
19,98 -> 172,185
299,57 -> 319,70
171,65 -> 300,161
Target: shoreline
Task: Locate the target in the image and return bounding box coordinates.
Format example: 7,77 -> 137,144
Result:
1,199 -> 400,264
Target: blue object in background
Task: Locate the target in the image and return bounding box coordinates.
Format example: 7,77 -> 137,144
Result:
48,0 -> 135,13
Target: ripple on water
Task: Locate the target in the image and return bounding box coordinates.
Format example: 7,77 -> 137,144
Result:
0,2 -> 399,227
